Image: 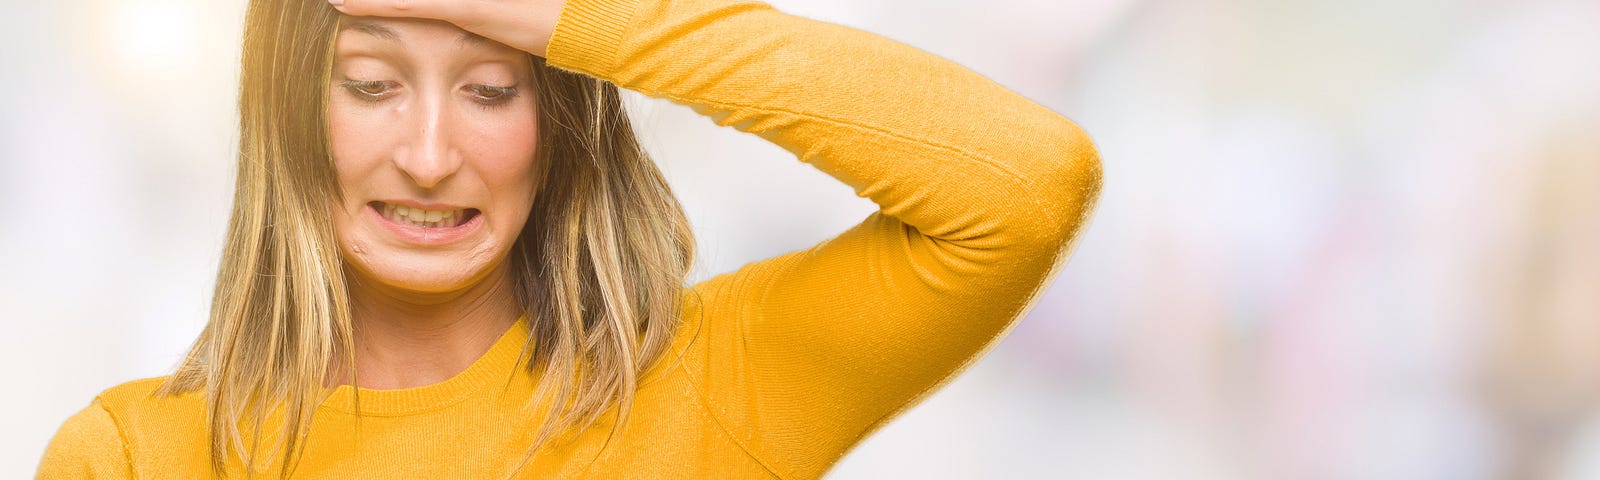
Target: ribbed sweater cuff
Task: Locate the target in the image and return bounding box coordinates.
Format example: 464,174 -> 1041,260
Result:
545,0 -> 641,78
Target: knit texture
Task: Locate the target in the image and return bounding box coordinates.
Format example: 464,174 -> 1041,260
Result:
37,0 -> 1102,477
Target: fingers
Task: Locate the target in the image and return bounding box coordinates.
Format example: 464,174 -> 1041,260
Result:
329,0 -> 459,22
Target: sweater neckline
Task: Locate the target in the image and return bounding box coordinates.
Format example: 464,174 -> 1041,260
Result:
319,314 -> 532,417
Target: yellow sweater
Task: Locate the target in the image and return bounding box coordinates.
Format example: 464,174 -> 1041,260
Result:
37,0 -> 1102,477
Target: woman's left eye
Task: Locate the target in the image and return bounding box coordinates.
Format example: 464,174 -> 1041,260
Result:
339,80 -> 396,102
466,84 -> 519,106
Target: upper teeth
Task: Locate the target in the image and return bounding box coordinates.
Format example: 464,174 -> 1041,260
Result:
382,203 -> 467,228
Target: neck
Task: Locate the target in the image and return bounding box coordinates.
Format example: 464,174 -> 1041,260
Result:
336,261 -> 523,390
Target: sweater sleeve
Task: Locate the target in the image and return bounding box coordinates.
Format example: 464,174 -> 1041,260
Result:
545,0 -> 1102,477
36,399 -> 135,480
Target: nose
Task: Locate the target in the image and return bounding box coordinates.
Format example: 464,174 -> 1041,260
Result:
394,92 -> 462,189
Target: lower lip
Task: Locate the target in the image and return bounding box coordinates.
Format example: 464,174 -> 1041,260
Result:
366,203 -> 484,246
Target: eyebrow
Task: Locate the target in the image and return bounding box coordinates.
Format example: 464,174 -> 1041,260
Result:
340,20 -> 489,48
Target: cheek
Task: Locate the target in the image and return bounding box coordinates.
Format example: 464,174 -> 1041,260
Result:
326,100 -> 393,185
469,112 -> 540,200
462,112 -> 539,254
326,99 -> 396,260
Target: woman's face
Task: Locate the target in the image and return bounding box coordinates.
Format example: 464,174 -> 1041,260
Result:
327,17 -> 539,295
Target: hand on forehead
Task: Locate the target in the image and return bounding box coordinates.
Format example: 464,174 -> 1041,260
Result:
328,0 -> 568,58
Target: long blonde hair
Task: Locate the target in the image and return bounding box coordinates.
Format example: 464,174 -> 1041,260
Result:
155,0 -> 696,477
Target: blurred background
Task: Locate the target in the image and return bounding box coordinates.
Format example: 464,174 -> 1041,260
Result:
3,0 -> 1598,478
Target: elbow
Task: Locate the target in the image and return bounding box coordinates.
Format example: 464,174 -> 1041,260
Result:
1053,120 -> 1105,208
1005,119 -> 1104,254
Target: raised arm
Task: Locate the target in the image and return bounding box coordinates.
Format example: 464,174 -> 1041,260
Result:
546,0 -> 1099,476
331,0 -> 1101,477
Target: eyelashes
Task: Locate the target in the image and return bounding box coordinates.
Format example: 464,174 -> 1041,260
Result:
340,79 -> 393,99
337,79 -> 521,109
465,84 -> 519,107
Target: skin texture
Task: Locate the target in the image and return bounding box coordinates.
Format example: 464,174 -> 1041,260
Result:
326,15 -> 546,389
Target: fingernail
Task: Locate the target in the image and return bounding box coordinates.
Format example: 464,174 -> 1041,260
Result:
328,0 -> 344,6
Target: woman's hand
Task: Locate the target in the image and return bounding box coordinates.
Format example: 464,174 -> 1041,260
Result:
328,0 -> 570,58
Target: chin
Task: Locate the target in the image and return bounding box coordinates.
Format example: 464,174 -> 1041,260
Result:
375,265 -> 484,294
342,240 -> 506,296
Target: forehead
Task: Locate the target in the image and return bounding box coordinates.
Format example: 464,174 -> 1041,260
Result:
334,17 -> 521,58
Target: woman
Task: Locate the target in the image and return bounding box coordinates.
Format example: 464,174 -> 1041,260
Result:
38,0 -> 1102,477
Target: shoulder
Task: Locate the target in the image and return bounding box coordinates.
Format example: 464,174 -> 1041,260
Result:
90,376 -> 205,430
37,376 -> 208,479
38,396 -> 130,479
95,376 -> 209,449
93,376 -> 171,405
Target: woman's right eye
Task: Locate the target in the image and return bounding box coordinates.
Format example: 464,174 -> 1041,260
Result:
339,80 -> 397,102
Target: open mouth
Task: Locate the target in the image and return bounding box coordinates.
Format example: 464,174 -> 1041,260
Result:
369,201 -> 481,229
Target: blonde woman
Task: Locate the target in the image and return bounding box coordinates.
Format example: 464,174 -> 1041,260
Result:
38,0 -> 1102,477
